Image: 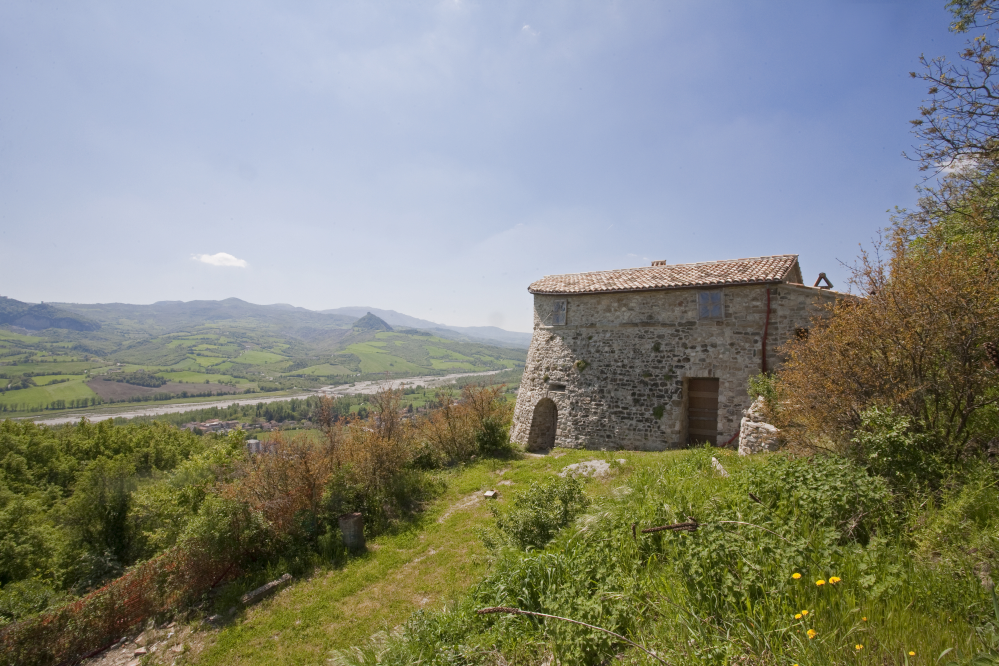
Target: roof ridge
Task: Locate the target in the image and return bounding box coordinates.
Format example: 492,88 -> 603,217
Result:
528,255 -> 801,295
535,254 -> 798,280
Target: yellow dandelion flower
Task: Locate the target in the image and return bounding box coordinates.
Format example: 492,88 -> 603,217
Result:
829,576 -> 841,584
909,651 -> 916,656
792,572 -> 801,579
807,629 -> 817,639
855,644 -> 863,651
801,610 -> 809,616
816,579 -> 826,586
862,616 -> 867,621
795,613 -> 802,619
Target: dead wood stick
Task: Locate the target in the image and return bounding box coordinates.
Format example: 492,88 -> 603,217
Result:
476,607 -> 669,665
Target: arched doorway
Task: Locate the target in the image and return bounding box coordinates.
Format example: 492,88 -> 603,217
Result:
527,398 -> 558,451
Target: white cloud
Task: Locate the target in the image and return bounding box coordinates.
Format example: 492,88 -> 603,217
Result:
193,252 -> 248,268
939,155 -> 978,174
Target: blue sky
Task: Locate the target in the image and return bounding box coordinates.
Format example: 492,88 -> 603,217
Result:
0,1 -> 965,331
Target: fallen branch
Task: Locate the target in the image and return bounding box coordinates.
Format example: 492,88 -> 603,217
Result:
476,607 -> 668,666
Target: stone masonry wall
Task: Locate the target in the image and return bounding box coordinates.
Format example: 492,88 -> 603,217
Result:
511,283 -> 839,451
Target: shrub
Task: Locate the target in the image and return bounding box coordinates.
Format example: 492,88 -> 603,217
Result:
417,385 -> 514,464
63,456 -> 138,577
474,415 -> 513,457
740,452 -> 892,544
485,475 -> 589,550
0,580 -> 63,626
772,225 -> 999,457
747,370 -> 778,415
850,406 -> 948,491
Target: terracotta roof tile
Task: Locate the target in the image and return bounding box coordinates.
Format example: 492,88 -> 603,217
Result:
528,255 -> 800,295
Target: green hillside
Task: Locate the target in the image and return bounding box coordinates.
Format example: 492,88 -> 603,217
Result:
0,299 -> 526,417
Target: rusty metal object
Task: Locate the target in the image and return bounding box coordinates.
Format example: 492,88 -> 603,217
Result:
641,520 -> 699,534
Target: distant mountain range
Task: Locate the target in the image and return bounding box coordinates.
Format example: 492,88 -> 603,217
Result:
0,297 -> 528,414
0,297 -> 532,348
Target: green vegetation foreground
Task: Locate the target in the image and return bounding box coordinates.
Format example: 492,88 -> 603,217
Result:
0,384 -> 515,665
361,450 -> 998,666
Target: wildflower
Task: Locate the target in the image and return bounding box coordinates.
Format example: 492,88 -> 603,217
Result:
795,613 -> 802,619
816,579 -> 826,586
801,610 -> 809,616
862,617 -> 867,621
829,576 -> 841,584
909,651 -> 916,656
856,644 -> 863,651
792,573 -> 802,579
807,629 -> 817,639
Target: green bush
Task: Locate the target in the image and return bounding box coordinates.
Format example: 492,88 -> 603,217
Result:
0,580 -> 63,625
484,475 -> 589,551
740,452 -> 893,544
747,371 -> 778,412
64,456 -> 137,569
474,416 -> 513,457
0,494 -> 60,588
850,406 -> 949,491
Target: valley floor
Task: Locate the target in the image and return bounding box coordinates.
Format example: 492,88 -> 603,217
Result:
32,369 -> 507,426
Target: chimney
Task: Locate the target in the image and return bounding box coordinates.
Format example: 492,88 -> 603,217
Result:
651,260 -> 667,266
813,273 -> 833,289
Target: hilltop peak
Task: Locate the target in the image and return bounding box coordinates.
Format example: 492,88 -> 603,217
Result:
352,312 -> 393,332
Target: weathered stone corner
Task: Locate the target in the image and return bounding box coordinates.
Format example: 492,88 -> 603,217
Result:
738,396 -> 780,455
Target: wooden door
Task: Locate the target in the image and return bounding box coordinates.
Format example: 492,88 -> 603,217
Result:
687,378 -> 719,445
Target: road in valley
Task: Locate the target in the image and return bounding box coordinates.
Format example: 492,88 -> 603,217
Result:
31,369 -> 507,426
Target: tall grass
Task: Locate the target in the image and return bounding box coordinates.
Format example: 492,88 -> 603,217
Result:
344,448 -> 999,666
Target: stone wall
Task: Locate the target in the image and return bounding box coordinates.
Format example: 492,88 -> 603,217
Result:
511,283 -> 839,451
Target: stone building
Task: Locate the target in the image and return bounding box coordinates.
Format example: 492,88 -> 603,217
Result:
510,255 -> 842,451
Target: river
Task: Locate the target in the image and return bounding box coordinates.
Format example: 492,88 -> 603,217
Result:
32,369 -> 507,426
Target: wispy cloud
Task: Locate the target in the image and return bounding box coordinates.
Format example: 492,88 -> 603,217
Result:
193,252 -> 248,268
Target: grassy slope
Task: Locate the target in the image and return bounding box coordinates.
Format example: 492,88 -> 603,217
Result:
190,449 -> 646,666
159,447 -> 997,666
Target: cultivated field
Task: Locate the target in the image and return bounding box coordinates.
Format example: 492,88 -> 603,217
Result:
86,378 -> 245,401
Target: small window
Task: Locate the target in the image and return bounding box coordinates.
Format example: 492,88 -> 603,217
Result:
552,300 -> 567,326
697,291 -> 723,319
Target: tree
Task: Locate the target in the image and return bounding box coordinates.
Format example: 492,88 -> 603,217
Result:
64,457 -> 137,569
910,1 -> 999,171
770,1 -> 999,466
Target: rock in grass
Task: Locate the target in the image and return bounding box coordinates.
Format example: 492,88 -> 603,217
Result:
240,573 -> 293,606
560,459 -> 627,479
711,457 -> 729,477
